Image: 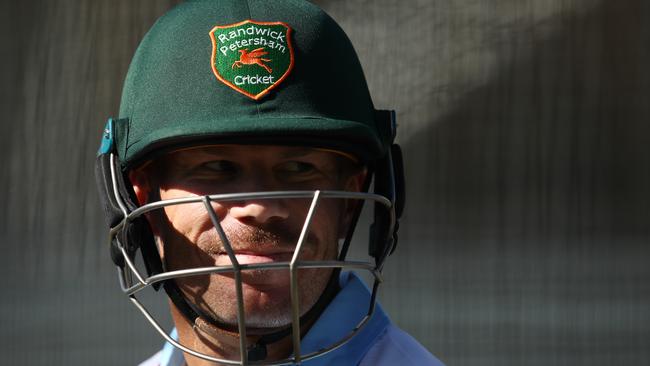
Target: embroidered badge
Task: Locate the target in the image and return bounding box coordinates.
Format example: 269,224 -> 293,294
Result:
209,20 -> 294,100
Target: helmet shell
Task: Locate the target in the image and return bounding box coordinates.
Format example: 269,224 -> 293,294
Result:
117,0 -> 391,169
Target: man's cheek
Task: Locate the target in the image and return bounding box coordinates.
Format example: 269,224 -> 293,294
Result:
163,204 -> 212,241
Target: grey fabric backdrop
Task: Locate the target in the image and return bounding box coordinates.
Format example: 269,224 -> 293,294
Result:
1,0 -> 648,365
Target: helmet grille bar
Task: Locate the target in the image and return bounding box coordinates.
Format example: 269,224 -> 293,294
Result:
203,196 -> 249,364
289,190 -> 322,363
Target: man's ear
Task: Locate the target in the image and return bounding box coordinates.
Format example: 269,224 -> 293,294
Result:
346,168 -> 367,193
128,168 -> 164,246
338,168 -> 368,238
129,168 -> 151,206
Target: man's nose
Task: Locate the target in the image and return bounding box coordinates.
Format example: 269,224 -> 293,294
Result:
228,200 -> 290,224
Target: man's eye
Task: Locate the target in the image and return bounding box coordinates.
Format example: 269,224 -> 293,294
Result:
280,161 -> 317,174
199,160 -> 237,173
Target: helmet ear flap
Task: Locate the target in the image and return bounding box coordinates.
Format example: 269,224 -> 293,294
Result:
95,152 -> 128,268
128,216 -> 164,286
94,119 -> 164,288
390,144 -> 406,220
95,152 -> 125,230
118,163 -> 164,290
368,111 -> 406,263
368,145 -> 404,262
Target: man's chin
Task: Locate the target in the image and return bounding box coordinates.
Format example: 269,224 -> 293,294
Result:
197,287 -> 318,334
194,311 -> 294,336
187,267 -> 332,334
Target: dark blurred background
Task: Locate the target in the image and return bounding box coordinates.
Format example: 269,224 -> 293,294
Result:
1,0 -> 649,365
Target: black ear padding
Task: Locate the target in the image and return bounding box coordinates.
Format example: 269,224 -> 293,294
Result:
95,154 -> 125,229
366,109 -> 406,263
391,144 -> 406,219
95,151 -> 164,289
128,216 -> 164,283
387,144 -> 405,256
368,143 -> 406,262
95,153 -> 129,268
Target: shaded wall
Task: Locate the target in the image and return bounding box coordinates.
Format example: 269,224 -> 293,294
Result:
1,0 -> 648,365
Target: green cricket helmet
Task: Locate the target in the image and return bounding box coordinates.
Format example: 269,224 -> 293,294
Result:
95,0 -> 404,364
115,0 -> 393,169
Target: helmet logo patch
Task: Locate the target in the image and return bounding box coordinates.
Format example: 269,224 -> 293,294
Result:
209,20 -> 294,100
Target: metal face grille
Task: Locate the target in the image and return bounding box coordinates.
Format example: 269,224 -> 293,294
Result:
108,154 -> 394,365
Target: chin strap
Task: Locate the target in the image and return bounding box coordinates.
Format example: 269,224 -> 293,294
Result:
246,326 -> 292,361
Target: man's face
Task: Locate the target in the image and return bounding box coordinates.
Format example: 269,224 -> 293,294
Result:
131,145 -> 364,330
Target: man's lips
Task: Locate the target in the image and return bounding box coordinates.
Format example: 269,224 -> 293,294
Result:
211,252 -> 297,288
235,252 -> 294,265
213,251 -> 295,265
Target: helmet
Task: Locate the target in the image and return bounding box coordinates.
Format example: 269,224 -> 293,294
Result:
95,0 -> 404,364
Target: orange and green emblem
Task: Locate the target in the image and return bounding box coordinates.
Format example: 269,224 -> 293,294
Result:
209,20 -> 294,100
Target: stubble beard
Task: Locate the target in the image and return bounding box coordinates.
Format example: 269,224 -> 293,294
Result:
167,220 -> 336,330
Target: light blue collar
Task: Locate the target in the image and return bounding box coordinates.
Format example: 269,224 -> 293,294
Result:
159,328 -> 184,366
160,272 -> 389,366
299,271 -> 390,365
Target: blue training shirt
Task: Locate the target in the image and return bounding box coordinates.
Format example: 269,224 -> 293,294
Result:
140,272 -> 444,366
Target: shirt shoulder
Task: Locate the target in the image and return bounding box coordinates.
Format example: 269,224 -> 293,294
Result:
359,324 -> 445,366
138,350 -> 162,366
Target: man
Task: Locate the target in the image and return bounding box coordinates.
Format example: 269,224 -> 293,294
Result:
95,0 -> 444,365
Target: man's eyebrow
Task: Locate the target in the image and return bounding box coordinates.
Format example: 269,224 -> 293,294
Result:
280,148 -> 316,158
174,148 -> 229,160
